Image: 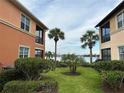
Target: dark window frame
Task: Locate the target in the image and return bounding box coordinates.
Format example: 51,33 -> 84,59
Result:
35,49 -> 43,58
117,11 -> 124,29
101,22 -> 110,43
101,48 -> 111,61
21,14 -> 30,32
119,46 -> 124,60
19,47 -> 29,58
35,25 -> 44,44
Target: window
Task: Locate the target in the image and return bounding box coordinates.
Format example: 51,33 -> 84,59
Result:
117,11 -> 124,29
101,48 -> 111,61
101,22 -> 110,43
19,47 -> 29,58
119,46 -> 124,60
21,14 -> 30,31
35,49 -> 43,58
35,25 -> 44,44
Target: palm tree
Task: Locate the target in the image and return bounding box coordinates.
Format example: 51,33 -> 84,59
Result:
80,30 -> 99,63
62,54 -> 78,73
48,28 -> 65,62
45,51 -> 53,59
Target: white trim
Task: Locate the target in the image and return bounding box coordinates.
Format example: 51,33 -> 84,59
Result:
35,48 -> 44,58
20,13 -> 32,33
35,47 -> 42,50
116,9 -> 124,30
118,45 -> 124,60
118,45 -> 124,48
0,18 -> 35,37
35,43 -> 44,47
18,45 -> 30,58
115,13 -> 118,31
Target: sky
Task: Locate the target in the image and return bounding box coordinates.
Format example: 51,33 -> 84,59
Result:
18,0 -> 123,55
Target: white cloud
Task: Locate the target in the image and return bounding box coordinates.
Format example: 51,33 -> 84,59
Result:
18,0 -> 123,55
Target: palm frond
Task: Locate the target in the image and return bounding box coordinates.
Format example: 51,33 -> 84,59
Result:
87,30 -> 95,36
48,33 -> 53,39
59,32 -> 65,40
80,30 -> 99,49
93,34 -> 99,41
80,34 -> 88,43
81,42 -> 88,48
48,28 -> 65,41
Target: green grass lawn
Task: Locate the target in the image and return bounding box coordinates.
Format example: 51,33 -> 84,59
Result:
46,67 -> 104,93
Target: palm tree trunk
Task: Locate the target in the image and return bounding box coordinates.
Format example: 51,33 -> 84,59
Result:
55,41 -> 57,62
90,48 -> 92,63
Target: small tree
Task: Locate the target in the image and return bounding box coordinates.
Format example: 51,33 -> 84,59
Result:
62,54 -> 79,73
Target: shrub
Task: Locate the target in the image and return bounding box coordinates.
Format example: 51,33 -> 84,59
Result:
81,62 -> 92,67
61,54 -> 80,73
57,62 -> 68,67
95,59 -> 103,62
93,61 -> 111,72
0,63 -> 3,69
15,58 -> 55,80
0,69 -> 23,92
2,79 -> 58,93
101,71 -> 124,89
93,60 -> 124,72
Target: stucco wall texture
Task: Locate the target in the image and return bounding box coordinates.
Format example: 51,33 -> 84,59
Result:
99,8 -> 124,60
0,0 -> 46,67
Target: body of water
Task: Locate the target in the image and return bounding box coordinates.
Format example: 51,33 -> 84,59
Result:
56,56 -> 98,63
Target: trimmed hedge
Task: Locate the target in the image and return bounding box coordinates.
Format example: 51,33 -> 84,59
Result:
57,62 -> 68,67
0,69 -> 24,92
2,79 -> 58,93
93,60 -> 124,72
101,71 -> 124,89
81,62 -> 92,67
93,60 -> 124,90
15,58 -> 55,80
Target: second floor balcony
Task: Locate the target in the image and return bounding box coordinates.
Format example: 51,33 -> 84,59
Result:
35,25 -> 44,45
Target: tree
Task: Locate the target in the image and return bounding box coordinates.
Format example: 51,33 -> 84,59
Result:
80,30 -> 99,63
48,28 -> 65,63
45,51 -> 53,60
62,54 -> 79,73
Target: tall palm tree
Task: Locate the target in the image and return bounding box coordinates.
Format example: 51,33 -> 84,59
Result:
48,28 -> 65,62
80,30 -> 99,63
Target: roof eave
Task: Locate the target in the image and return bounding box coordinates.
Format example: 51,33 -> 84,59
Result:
9,0 -> 49,30
95,0 -> 124,27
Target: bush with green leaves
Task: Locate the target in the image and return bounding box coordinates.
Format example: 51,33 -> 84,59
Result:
93,60 -> 124,72
81,62 -> 92,67
101,71 -> 124,89
2,79 -> 58,93
57,62 -> 68,67
15,58 -> 55,80
0,69 -> 24,92
61,54 -> 81,73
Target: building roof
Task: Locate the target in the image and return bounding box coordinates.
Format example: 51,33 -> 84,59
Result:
9,0 -> 48,30
95,0 -> 124,27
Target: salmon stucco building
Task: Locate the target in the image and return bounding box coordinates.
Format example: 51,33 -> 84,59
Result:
0,0 -> 48,67
96,1 -> 124,61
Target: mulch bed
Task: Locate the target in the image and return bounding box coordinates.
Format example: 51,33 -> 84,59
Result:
62,72 -> 81,76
